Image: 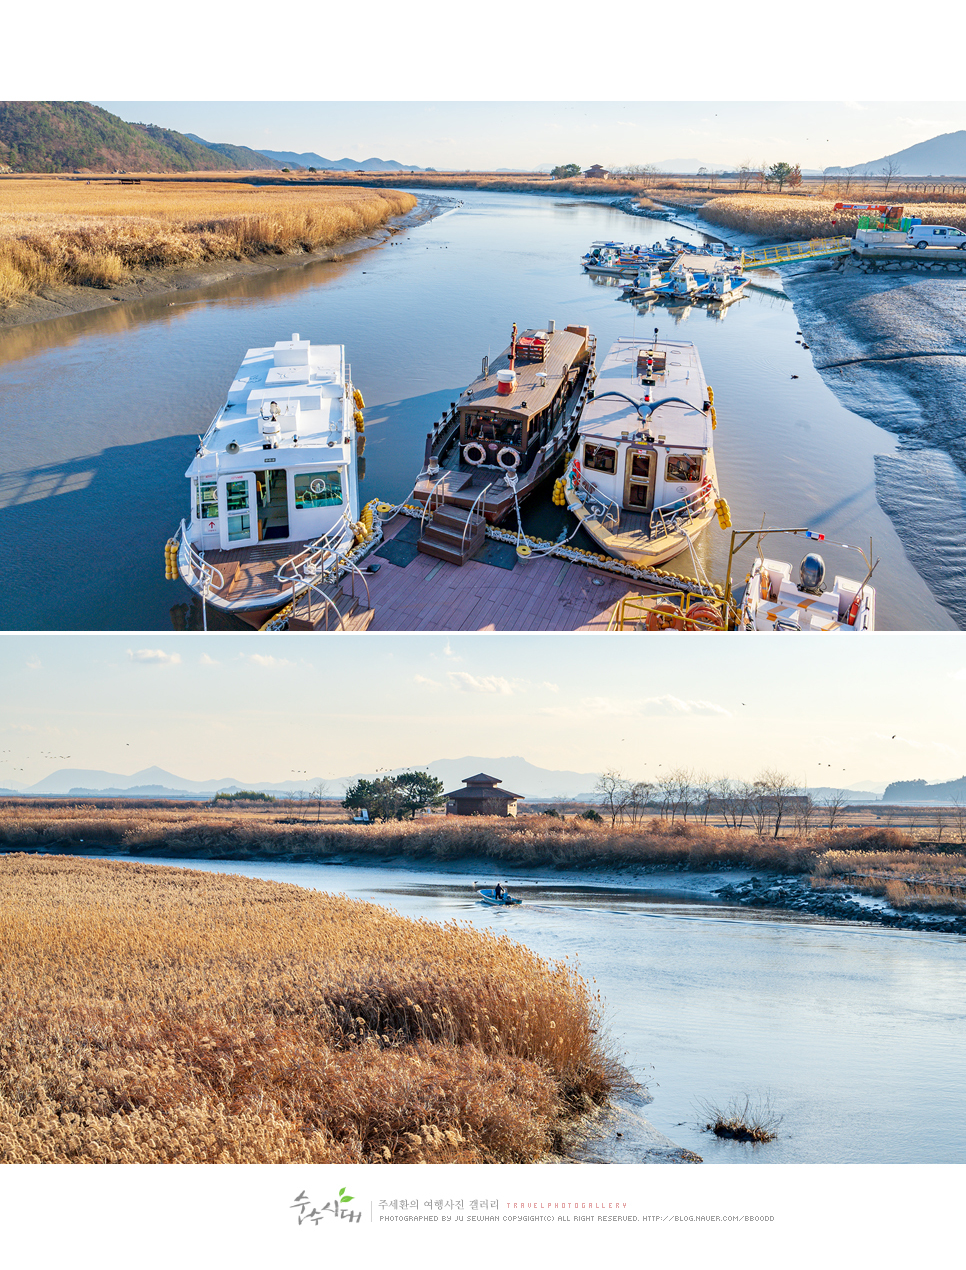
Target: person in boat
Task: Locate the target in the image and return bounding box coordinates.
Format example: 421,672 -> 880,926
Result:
494,883 -> 506,901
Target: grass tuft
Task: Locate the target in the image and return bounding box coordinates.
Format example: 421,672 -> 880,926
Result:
698,1094 -> 782,1143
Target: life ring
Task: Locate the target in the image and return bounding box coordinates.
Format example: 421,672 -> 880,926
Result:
463,442 -> 486,466
684,603 -> 723,630
645,601 -> 685,631
569,459 -> 582,490
496,445 -> 520,470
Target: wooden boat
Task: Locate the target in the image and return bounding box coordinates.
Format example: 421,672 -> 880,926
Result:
562,336 -> 721,568
412,322 -> 596,546
478,887 -> 522,906
171,334 -> 375,628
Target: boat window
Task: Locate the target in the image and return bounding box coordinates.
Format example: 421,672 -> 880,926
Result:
665,454 -> 702,483
466,412 -> 521,447
630,452 -> 650,478
195,479 -> 218,520
225,479 -> 251,542
584,443 -> 616,473
294,470 -> 343,508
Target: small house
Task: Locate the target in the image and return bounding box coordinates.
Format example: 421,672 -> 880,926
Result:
445,773 -> 523,817
583,165 -> 610,179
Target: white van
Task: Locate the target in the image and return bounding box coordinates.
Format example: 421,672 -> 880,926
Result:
906,224 -> 966,249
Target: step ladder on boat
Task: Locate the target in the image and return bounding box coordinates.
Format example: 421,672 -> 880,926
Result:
416,476 -> 490,567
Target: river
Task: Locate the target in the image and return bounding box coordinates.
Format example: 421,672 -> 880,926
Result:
0,187 -> 956,630
93,852 -> 966,1166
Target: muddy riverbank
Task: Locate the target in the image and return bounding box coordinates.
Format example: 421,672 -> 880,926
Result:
0,196 -> 446,332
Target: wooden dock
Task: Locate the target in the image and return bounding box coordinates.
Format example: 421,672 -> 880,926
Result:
331,513 -> 645,631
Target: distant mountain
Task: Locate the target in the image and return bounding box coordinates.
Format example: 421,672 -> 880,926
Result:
827,130 -> 966,178
184,133 -> 289,171
0,101 -> 244,174
15,757 -> 602,801
257,150 -> 423,172
882,776 -> 966,803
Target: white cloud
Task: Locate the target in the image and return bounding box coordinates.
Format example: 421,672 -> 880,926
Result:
442,640 -> 461,661
26,657 -> 41,671
244,654 -> 294,669
951,668 -> 966,682
127,649 -> 181,665
199,653 -> 219,666
448,672 -> 514,695
539,694 -> 730,720
413,674 -> 440,687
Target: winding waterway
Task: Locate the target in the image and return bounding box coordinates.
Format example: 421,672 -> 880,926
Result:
0,188 -> 956,629
97,853 -> 966,1165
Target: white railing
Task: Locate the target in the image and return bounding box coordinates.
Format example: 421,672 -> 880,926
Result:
275,508 -> 355,590
176,520 -> 224,595
651,478 -> 715,538
462,483 -> 491,553
575,472 -> 621,530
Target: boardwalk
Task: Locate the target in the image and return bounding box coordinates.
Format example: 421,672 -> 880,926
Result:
341,514 -> 642,631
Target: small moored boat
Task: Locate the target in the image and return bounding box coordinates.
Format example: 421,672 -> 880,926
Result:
561,336 -> 722,568
736,535 -> 876,631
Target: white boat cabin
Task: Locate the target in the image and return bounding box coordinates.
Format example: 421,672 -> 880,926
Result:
184,335 -> 359,555
572,337 -> 714,521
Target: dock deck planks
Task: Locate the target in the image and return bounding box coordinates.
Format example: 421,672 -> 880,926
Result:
347,515 -> 642,631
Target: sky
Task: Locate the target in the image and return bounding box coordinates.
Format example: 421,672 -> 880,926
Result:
2,633 -> 964,791
86,101 -> 966,173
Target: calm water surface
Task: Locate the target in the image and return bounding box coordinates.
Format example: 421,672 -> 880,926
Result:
0,189 -> 956,629
107,854 -> 966,1165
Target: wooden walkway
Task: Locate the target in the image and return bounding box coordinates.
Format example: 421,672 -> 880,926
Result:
343,515 -> 641,631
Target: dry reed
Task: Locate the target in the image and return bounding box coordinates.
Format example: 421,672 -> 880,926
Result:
0,856 -> 620,1164
0,803 -> 818,872
0,180 -> 416,304
698,195 -> 966,241
810,847 -> 966,913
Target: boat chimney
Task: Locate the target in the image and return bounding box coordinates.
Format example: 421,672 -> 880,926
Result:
292,333 -> 300,341
548,319 -> 555,334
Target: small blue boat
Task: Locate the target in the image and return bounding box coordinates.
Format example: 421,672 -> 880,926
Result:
478,887 -> 522,906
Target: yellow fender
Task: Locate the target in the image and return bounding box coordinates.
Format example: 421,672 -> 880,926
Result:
354,410 -> 365,430
353,388 -> 365,410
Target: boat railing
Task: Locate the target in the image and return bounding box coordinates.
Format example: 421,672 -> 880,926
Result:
175,520 -> 224,596
339,555 -> 373,612
575,472 -> 620,530
420,472 -> 449,537
276,509 -> 355,588
295,582 -> 348,631
462,483 -> 491,553
651,477 -> 714,539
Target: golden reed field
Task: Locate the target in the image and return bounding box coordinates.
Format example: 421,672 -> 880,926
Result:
0,855 -> 621,1164
0,179 -> 417,303
698,194 -> 966,241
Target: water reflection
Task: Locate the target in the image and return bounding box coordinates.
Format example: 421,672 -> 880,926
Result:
0,186 -> 957,629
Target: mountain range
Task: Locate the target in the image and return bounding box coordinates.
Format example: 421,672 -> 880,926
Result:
0,759 -> 894,802
824,129 -> 966,178
0,102 -> 419,175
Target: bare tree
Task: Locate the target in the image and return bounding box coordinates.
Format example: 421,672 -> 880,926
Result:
841,164 -> 860,198
951,797 -> 966,845
627,780 -> 653,824
595,769 -> 631,826
932,806 -> 947,844
671,768 -> 697,821
311,780 -> 329,824
794,792 -> 816,838
879,157 -> 902,194
759,769 -> 799,838
748,780 -> 770,836
821,790 -> 849,831
755,162 -> 769,193
736,162 -> 753,192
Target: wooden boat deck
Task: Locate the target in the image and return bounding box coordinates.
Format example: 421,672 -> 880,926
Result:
200,541 -> 312,606
340,515 -> 644,631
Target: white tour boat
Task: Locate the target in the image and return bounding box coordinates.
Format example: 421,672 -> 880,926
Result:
561,336 -> 723,567
703,268 -> 749,304
171,334 -> 372,625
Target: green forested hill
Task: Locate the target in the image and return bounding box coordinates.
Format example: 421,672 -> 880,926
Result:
0,102 -> 276,173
